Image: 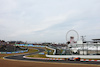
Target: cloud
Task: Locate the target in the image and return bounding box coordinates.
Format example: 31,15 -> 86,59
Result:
8,10 -> 76,37
0,0 -> 100,42
0,0 -> 17,13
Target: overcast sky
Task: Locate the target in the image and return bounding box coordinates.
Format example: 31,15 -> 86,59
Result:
0,0 -> 100,43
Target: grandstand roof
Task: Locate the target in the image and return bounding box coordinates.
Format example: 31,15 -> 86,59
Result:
92,39 -> 100,40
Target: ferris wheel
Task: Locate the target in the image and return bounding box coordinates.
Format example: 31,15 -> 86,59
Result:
66,30 -> 79,42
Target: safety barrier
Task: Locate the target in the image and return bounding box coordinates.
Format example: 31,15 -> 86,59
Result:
15,44 -> 46,47
23,56 -> 64,60
80,59 -> 100,62
23,56 -> 100,62
46,46 -> 56,55
0,50 -> 28,54
46,54 -> 100,59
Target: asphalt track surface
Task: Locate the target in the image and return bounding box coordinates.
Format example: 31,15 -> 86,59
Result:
4,48 -> 100,65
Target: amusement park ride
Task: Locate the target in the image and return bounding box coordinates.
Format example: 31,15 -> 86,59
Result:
46,30 -> 100,60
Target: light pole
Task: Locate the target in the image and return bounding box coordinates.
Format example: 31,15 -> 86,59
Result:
81,36 -> 86,55
96,43 -> 98,55
87,42 -> 88,55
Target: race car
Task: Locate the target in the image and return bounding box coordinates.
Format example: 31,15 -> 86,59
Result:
67,57 -> 80,61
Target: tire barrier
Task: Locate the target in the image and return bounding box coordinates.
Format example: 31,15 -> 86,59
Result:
0,50 -> 28,54
23,56 -> 64,60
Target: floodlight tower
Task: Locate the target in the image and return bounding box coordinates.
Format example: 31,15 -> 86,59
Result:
81,36 -> 86,55
81,36 -> 86,42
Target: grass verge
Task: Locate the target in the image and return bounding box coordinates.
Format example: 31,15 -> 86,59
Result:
27,47 -> 54,58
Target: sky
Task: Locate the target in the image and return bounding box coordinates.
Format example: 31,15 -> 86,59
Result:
0,0 -> 100,43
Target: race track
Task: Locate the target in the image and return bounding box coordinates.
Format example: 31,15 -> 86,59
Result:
4,48 -> 100,65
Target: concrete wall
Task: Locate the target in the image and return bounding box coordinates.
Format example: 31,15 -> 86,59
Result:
46,46 -> 56,55
46,54 -> 100,58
